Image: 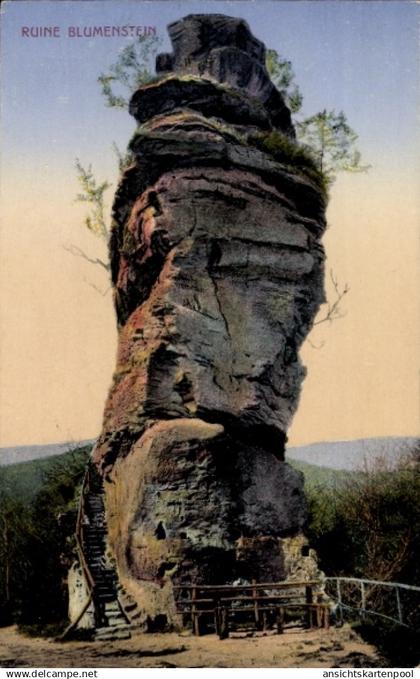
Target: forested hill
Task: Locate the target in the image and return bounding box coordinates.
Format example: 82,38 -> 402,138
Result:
0,436 -> 418,470
0,440 -> 94,466
288,436 -> 418,471
0,445 -> 92,502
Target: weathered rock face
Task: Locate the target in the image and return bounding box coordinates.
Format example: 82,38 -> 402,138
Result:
153,14 -> 295,134
92,14 -> 326,627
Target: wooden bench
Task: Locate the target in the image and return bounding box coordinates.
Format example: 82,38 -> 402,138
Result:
174,581 -> 330,639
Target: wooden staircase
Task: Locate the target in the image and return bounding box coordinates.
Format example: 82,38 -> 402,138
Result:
75,465 -> 132,641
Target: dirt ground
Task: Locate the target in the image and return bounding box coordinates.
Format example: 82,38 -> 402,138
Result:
0,624 -> 384,668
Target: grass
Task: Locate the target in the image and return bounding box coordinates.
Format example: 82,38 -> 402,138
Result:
289,458 -> 357,490
247,130 -> 328,196
134,111 -> 245,145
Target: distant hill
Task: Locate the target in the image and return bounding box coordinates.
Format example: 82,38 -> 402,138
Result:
1,438 -> 415,505
0,447 -> 348,505
287,436 -> 419,471
0,440 -> 95,466
1,435 -> 418,472
0,444 -> 343,505
0,445 -> 92,502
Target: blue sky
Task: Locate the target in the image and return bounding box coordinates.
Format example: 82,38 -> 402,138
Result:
1,0 -> 418,183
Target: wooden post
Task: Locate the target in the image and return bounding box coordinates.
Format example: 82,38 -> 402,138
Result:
192,586 -> 200,636
276,606 -> 284,634
337,579 -> 344,625
219,606 -> 229,639
252,578 -> 261,629
305,585 -> 314,628
261,610 -> 267,631
323,606 -> 330,630
214,600 -> 220,637
360,580 -> 366,620
396,587 -> 403,624
316,595 -> 324,628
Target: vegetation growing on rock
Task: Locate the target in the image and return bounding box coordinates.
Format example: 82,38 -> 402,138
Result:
247,130 -> 328,196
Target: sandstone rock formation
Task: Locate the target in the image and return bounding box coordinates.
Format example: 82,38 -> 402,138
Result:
90,13 -> 327,629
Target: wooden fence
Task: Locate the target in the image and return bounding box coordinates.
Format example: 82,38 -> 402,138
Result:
174,580 -> 329,639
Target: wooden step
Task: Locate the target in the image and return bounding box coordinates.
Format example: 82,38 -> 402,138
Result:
77,479 -> 133,637
94,626 -> 131,641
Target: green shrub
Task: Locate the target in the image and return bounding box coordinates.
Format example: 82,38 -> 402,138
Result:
303,451 -> 420,666
305,455 -> 420,585
0,446 -> 90,629
247,130 -> 328,195
354,620 -> 420,668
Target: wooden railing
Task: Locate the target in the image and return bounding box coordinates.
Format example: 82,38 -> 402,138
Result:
174,580 -> 329,638
325,577 -> 420,629
75,467 -> 96,594
59,467 -> 95,640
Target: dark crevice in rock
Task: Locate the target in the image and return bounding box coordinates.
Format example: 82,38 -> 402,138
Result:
206,251 -> 231,342
146,614 -> 168,632
173,373 -> 195,409
126,137 -> 326,224
117,220 -> 173,326
157,562 -> 175,578
147,190 -> 164,217
236,424 -> 287,460
208,240 -> 222,268
130,77 -> 273,130
155,522 -> 167,540
193,187 -> 248,210
95,428 -> 140,477
214,235 -> 310,254
193,409 -> 287,461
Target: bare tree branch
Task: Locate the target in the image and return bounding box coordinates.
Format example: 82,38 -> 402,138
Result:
63,243 -> 110,272
314,268 -> 349,326
83,278 -> 112,297
307,337 -> 326,350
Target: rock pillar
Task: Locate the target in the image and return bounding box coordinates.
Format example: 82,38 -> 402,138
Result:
92,13 -> 327,628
